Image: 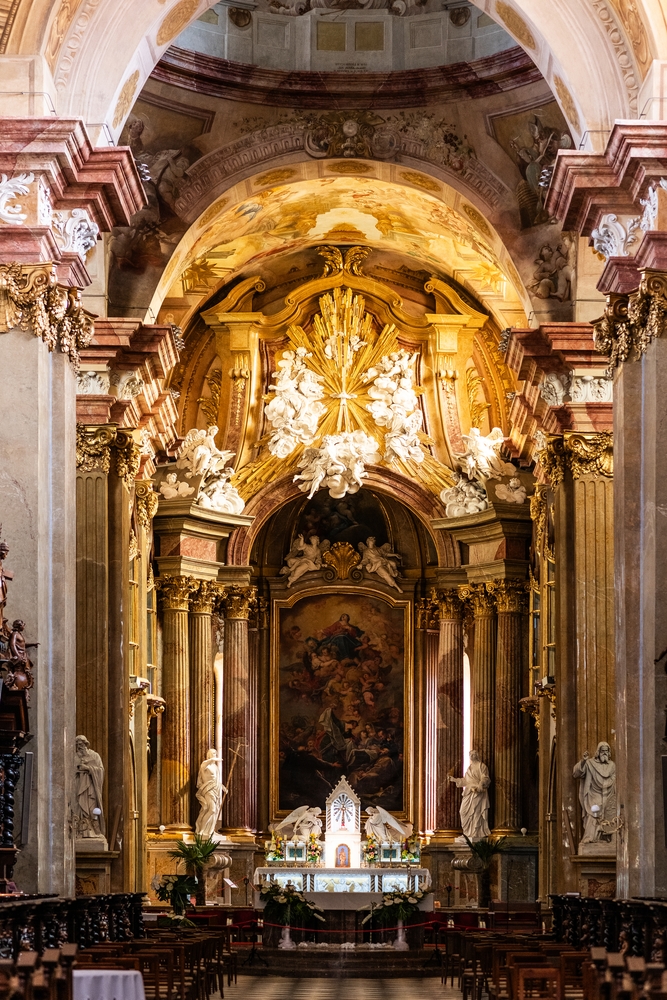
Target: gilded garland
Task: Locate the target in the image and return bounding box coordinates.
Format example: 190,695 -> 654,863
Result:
594,270 -> 667,371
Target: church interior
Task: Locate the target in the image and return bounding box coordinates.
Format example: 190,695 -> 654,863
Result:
0,0 -> 666,994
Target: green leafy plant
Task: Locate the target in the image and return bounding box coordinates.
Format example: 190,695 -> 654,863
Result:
259,881 -> 326,927
152,874 -> 198,925
169,835 -> 218,905
463,835 -> 506,869
360,888 -> 425,925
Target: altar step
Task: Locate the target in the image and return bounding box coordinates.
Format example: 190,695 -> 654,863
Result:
238,948 -> 442,978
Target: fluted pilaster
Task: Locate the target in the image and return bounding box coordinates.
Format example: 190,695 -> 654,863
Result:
158,574 -> 198,828
487,580 -> 527,833
189,581 -> 222,819
221,586 -> 257,833
459,583 -> 496,780
433,590 -> 464,835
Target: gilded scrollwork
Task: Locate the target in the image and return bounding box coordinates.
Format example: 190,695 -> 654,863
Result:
76,424 -> 117,473
189,580 -> 224,615
530,484 -> 548,555
134,480 -> 159,531
458,582 -> 496,616
564,432 -> 613,479
432,587 -> 463,621
114,430 -> 142,491
594,271 -> 667,371
0,263 -> 94,370
537,435 -> 566,488
157,574 -> 199,611
486,579 -> 528,614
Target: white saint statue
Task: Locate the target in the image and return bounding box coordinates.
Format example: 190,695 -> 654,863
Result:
449,750 -> 491,842
280,535 -> 329,587
572,742 -> 616,849
364,805 -> 413,843
269,805 -> 323,842
358,537 -> 402,592
195,749 -> 228,840
74,735 -> 107,848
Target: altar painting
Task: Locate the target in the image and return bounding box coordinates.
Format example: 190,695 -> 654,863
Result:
275,592 -> 408,814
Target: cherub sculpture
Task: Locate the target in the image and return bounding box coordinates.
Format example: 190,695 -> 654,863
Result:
176,426 -> 235,480
456,427 -> 516,483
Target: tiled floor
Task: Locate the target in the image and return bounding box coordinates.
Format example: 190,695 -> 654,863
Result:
224,977 -> 461,999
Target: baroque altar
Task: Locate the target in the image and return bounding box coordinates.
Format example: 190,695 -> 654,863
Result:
255,777 -> 432,910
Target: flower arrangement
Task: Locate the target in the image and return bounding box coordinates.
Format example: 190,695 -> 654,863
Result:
401,837 -> 421,864
265,833 -> 285,862
151,874 -> 198,927
259,881 -> 326,927
363,836 -> 379,865
360,888 -> 425,925
306,832 -> 322,864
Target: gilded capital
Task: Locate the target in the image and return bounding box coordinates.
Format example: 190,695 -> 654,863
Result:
190,580 -> 224,615
157,574 -> 199,611
220,585 -> 257,620
135,480 -> 159,531
458,582 -> 495,616
0,262 -> 94,370
433,588 -> 464,621
486,579 -> 528,614
564,431 -> 613,479
76,423 -> 117,473
530,484 -> 548,556
416,597 -> 438,630
537,435 -> 566,488
113,430 -> 142,491
594,269 -> 667,370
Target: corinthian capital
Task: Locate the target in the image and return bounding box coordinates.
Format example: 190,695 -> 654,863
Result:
135,480 -> 159,531
432,588 -> 463,621
458,582 -> 495,617
486,579 -> 528,614
113,429 -> 142,491
76,424 -> 117,473
220,585 -> 257,620
190,580 -> 224,615
594,270 -> 667,370
157,574 -> 199,611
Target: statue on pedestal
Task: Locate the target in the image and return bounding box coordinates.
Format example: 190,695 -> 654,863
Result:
573,742 -> 617,852
364,805 -> 413,843
449,750 -> 491,842
195,749 -> 227,840
74,735 -> 107,850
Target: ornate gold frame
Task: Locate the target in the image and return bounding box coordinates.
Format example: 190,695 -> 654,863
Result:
270,584 -> 413,825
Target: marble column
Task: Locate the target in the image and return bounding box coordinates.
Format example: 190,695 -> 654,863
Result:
189,581 -> 221,811
0,316 -> 77,896
158,575 -> 198,830
434,590 -> 464,836
488,580 -> 527,834
459,583 -> 496,804
256,598 -> 270,837
221,586 -> 257,834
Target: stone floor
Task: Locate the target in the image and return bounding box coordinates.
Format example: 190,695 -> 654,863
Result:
223,978 -> 461,999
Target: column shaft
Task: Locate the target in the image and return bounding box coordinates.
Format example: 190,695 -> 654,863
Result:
489,581 -> 527,833
159,576 -> 197,829
189,582 -> 220,819
460,585 -> 497,775
222,587 -> 257,833
434,591 -> 464,834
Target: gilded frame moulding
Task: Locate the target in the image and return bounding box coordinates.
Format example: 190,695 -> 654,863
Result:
269,584 -> 413,827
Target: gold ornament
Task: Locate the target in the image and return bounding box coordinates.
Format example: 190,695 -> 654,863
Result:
486,579 -> 528,614
114,430 -> 141,491
190,580 -> 223,615
220,585 -> 257,620
321,541 -> 363,581
458,582 -> 496,616
76,424 -> 116,473
157,574 -> 199,611
564,432 -> 613,479
135,480 -> 160,531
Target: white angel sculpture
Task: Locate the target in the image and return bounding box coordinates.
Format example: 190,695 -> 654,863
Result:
364,350 -> 425,466
198,473 -> 245,514
176,426 -> 235,480
365,805 -> 413,844
159,472 -> 194,500
270,805 -> 323,842
265,348 -> 326,459
280,534 -> 329,587
358,537 -> 402,591
494,477 -> 527,504
456,427 -> 516,483
294,431 -> 380,500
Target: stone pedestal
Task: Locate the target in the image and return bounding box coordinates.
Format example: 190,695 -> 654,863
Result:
75,850 -> 119,895
0,325 -> 77,896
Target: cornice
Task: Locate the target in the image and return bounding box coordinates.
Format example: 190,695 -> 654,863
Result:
151,44 -> 541,110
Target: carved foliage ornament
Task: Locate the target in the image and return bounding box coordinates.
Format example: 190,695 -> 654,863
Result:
486,579 -> 528,614
157,575 -> 199,611
220,585 -> 257,621
594,271 -> 667,371
134,481 -> 160,531
537,433 -> 613,486
0,263 -> 94,370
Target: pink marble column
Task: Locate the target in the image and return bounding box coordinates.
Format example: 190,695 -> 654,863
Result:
189,581 -> 221,823
459,583 -> 496,787
221,586 -> 257,834
488,580 -> 527,834
434,590 -> 464,836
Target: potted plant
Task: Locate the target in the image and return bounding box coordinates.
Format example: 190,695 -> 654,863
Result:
259,881 -> 325,948
169,834 -> 219,906
360,888 -> 426,950
463,835 -> 506,908
152,874 -> 199,928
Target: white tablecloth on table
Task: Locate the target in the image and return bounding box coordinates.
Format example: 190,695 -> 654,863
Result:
73,969 -> 146,1000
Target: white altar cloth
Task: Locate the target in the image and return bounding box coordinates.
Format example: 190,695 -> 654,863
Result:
254,867 -> 432,910
73,969 -> 146,1000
